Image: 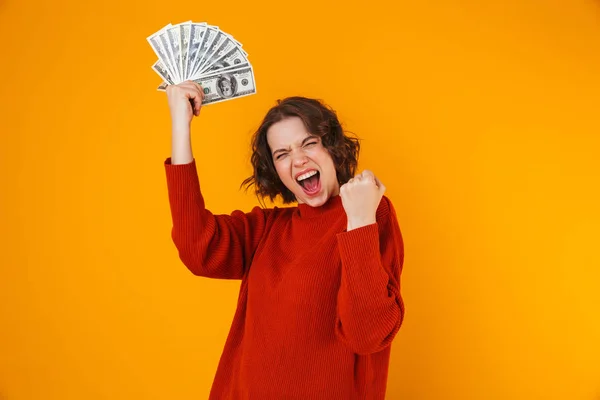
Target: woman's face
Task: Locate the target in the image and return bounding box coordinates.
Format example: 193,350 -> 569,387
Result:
267,116 -> 340,207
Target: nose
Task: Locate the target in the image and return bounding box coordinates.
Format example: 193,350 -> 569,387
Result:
292,154 -> 308,167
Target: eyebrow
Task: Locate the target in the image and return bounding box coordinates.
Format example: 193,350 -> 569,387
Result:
272,135 -> 318,157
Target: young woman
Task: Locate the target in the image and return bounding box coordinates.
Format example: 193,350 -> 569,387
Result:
163,81 -> 405,399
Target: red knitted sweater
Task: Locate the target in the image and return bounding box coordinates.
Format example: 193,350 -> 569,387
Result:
165,158 -> 405,399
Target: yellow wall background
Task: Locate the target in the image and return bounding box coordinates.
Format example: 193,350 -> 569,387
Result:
1,0 -> 599,399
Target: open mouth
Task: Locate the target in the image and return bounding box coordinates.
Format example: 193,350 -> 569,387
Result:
296,170 -> 321,196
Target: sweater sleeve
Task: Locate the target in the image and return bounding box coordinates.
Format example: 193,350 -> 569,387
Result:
164,158 -> 271,280
334,196 -> 405,355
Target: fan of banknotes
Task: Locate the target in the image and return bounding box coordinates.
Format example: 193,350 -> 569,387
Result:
147,21 -> 257,105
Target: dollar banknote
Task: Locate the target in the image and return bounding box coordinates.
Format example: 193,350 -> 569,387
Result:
152,60 -> 174,85
157,28 -> 180,83
148,21 -> 256,105
190,25 -> 219,78
147,24 -> 178,81
200,46 -> 248,76
157,65 -> 256,105
180,22 -> 191,80
186,23 -> 207,78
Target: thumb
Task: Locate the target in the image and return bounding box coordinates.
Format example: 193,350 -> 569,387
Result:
374,176 -> 386,194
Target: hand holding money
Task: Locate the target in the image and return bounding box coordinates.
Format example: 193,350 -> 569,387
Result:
147,21 -> 257,105
166,81 -> 205,131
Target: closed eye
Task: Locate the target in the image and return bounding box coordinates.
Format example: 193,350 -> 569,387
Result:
276,153 -> 288,160
304,141 -> 317,147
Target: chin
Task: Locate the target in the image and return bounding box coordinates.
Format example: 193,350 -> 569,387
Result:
303,195 -> 328,207
296,188 -> 332,207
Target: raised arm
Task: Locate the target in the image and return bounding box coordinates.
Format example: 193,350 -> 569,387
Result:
163,81 -> 270,279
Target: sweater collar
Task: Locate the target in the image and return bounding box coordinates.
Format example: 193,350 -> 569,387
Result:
296,194 -> 344,219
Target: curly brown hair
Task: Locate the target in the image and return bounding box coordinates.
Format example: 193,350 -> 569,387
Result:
241,96 -> 361,204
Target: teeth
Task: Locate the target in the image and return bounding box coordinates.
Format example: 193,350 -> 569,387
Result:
296,170 -> 318,181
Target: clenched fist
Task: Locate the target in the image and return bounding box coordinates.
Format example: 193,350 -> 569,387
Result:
166,81 -> 205,132
340,170 -> 386,231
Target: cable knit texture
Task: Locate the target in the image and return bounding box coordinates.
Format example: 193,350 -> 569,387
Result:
164,158 -> 405,400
